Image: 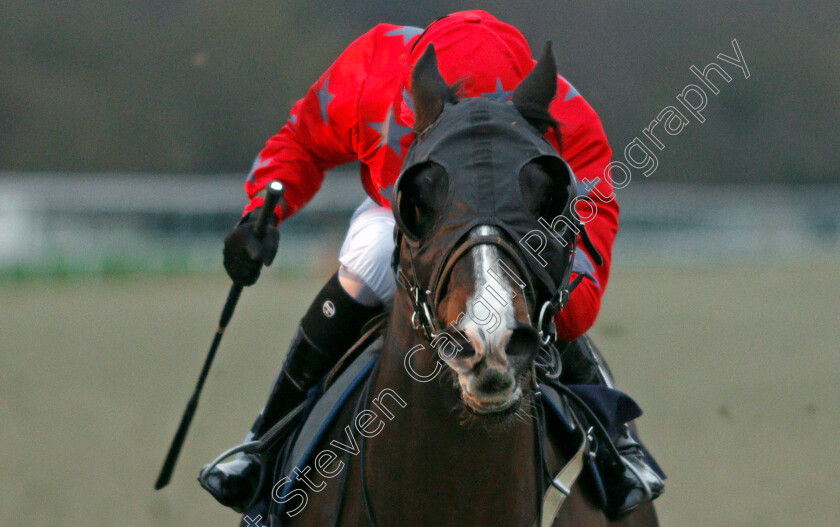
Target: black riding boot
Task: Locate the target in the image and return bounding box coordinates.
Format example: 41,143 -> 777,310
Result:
559,335 -> 665,519
199,272 -> 382,511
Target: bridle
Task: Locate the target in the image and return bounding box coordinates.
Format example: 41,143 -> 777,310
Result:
394,224 -> 583,355
352,224 -> 596,527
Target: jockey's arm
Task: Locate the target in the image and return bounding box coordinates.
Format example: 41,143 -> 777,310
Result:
242,28 -> 381,221
548,92 -> 618,341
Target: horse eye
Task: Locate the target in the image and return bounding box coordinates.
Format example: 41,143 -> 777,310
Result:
396,162 -> 448,240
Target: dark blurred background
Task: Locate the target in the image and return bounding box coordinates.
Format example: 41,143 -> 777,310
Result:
2,1 -> 838,276
2,0 -> 838,182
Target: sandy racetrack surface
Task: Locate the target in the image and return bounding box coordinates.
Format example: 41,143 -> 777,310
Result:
2,261 -> 838,526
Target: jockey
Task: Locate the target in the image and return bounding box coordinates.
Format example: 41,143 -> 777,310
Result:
202,10 -> 663,518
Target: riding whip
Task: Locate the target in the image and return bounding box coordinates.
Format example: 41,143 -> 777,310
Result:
154,180 -> 285,490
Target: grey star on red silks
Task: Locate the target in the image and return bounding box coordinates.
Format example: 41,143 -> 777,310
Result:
317,76 -> 336,124
481,78 -> 514,102
384,26 -> 423,45
559,75 -> 581,101
402,87 -> 415,113
247,155 -> 272,183
366,106 -> 412,156
377,182 -> 396,202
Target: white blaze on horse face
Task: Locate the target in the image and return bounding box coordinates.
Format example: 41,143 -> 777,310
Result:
455,226 -> 519,375
440,225 -> 528,413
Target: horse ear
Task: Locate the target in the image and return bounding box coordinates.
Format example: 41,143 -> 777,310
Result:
512,42 -> 558,131
411,44 -> 456,132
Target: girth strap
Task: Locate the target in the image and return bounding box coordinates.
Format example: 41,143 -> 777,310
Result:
536,428 -> 589,527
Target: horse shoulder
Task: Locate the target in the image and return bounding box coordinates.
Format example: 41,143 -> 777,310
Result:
608,502 -> 660,527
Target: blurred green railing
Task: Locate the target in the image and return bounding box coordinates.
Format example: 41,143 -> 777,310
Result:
0,172 -> 837,279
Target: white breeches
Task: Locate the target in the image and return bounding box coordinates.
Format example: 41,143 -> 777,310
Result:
337,198 -> 397,308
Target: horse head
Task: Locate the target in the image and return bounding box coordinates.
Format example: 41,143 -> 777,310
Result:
393,43 -> 583,418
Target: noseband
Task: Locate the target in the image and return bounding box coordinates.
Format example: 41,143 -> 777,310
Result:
395,226 -> 576,351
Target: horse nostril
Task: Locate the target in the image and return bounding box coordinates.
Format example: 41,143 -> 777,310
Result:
507,325 -> 540,357
455,343 -> 477,361
476,371 -> 514,394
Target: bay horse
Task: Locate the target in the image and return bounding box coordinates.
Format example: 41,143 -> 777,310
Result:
261,44 -> 659,527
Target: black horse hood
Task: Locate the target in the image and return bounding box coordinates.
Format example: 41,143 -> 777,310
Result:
394,97 -> 579,304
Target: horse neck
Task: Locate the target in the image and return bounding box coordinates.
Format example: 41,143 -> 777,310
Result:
362,289 -> 539,524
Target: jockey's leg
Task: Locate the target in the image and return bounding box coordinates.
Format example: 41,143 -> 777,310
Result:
559,335 -> 665,519
200,199 -> 396,511
251,269 -> 384,435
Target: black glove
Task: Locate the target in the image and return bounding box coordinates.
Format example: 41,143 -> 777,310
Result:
223,211 -> 280,286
